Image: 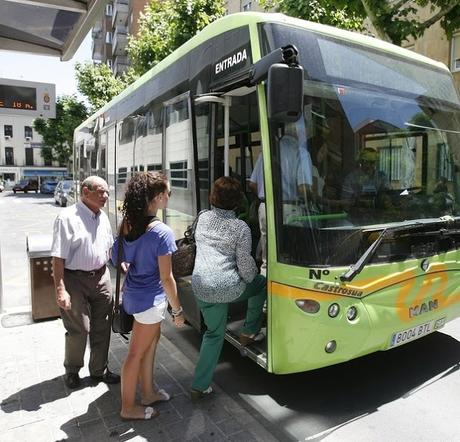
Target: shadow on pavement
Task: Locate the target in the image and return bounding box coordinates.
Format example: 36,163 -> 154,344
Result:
164,322 -> 460,439
0,375 -> 171,440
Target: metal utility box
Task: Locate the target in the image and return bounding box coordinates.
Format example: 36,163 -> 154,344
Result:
27,234 -> 60,321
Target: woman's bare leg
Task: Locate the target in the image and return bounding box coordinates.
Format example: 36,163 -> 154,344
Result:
120,320 -> 159,419
138,323 -> 164,404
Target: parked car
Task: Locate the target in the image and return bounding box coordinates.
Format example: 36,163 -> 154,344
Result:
54,180 -> 74,207
0,182 -> 4,192
40,180 -> 58,195
13,179 -> 39,194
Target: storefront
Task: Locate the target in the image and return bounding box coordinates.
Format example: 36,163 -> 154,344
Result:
22,168 -> 68,184
0,167 -> 19,185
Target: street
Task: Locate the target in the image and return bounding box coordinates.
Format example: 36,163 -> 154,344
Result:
1,192 -> 460,441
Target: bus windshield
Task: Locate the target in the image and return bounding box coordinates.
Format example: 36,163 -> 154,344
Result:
263,24 -> 460,267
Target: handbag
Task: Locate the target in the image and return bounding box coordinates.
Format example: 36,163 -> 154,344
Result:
172,210 -> 206,278
112,229 -> 134,336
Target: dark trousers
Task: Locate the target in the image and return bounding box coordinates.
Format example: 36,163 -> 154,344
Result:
60,267 -> 113,376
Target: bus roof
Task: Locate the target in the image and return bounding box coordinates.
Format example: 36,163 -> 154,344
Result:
76,12 -> 449,132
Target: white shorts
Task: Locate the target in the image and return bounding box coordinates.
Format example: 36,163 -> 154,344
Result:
133,300 -> 168,325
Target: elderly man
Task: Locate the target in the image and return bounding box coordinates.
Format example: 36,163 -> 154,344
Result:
51,176 -> 119,389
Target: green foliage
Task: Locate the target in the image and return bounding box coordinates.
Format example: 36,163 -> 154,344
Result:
33,96 -> 88,166
75,62 -> 136,112
259,0 -> 364,32
127,0 -> 226,76
260,0 -> 460,45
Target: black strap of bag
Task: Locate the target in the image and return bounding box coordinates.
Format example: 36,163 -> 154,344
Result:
114,230 -> 124,313
184,209 -> 207,241
113,224 -> 131,341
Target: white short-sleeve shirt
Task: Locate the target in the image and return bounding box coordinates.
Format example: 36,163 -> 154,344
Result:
51,201 -> 113,271
249,153 -> 265,199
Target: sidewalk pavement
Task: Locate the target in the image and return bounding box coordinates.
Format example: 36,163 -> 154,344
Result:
0,312 -> 280,442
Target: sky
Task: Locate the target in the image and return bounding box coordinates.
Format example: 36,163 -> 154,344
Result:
0,33 -> 93,101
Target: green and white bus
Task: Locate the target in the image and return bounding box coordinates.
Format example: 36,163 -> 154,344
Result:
74,12 -> 460,374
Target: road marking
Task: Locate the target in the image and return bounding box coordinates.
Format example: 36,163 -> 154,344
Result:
304,412 -> 370,441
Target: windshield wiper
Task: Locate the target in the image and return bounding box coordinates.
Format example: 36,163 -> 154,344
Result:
339,228 -> 389,282
339,218 -> 460,282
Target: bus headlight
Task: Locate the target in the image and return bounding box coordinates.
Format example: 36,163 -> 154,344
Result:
295,299 -> 320,314
347,306 -> 358,321
328,303 -> 340,318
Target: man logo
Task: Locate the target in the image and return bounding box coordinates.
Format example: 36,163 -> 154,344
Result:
409,299 -> 438,318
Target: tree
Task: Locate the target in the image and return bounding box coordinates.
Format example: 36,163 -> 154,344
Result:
33,96 -> 88,166
260,0 -> 460,45
75,62 -> 136,112
259,0 -> 363,32
127,0 -> 226,76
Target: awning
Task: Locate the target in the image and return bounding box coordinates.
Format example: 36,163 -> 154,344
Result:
23,169 -> 67,176
0,0 -> 107,61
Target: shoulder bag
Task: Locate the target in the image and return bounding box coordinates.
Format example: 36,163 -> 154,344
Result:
111,228 -> 134,337
172,210 -> 206,278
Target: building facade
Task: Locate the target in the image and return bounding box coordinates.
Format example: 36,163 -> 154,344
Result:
91,0 -> 149,77
401,14 -> 460,94
0,79 -> 66,185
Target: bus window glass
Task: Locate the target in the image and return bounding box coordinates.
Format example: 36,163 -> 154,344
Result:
195,102 -> 212,210
106,126 -> 117,232
117,116 -> 135,196
264,25 -> 460,267
141,103 -> 163,173
215,91 -> 260,191
164,95 -> 195,239
98,130 -> 107,181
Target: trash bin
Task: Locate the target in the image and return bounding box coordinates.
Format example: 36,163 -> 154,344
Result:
27,234 -> 60,321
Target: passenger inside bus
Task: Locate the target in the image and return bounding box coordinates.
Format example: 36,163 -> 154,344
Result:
341,147 -> 390,212
311,132 -> 343,213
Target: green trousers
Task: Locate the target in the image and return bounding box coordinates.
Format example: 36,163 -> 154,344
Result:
192,274 -> 266,391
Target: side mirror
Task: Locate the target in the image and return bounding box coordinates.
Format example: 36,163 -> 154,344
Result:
267,63 -> 304,123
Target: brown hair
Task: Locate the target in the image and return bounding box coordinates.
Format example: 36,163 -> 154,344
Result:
210,176 -> 243,210
122,172 -> 168,239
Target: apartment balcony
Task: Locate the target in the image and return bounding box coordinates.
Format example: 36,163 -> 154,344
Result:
91,21 -> 104,61
112,0 -> 129,27
113,55 -> 129,77
92,39 -> 104,61
92,20 -> 103,38
112,25 -> 128,57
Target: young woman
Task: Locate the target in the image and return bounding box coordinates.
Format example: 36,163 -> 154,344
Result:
191,176 -> 267,400
113,172 -> 185,420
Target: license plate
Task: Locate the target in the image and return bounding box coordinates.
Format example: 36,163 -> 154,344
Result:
390,317 -> 446,348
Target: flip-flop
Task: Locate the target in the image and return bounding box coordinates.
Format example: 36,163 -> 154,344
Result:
120,406 -> 159,421
141,388 -> 171,406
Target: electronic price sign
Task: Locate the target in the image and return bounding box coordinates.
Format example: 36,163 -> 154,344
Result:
0,78 -> 56,118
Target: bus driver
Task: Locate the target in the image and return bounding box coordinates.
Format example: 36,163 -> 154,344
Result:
342,147 -> 389,208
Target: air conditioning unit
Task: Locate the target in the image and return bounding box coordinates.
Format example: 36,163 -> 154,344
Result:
4,135 -> 10,140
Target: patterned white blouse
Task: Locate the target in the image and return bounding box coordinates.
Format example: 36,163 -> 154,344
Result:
192,207 -> 258,303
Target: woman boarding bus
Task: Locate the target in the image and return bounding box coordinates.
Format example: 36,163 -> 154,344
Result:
74,12 -> 460,374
